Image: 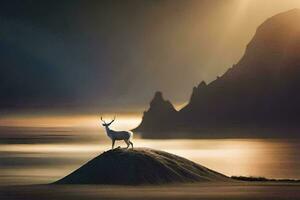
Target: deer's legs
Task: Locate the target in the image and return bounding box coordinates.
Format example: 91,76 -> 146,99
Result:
129,140 -> 133,149
124,139 -> 130,149
112,139 -> 115,149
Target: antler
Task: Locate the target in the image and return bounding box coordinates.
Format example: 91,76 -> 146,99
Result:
100,116 -> 116,125
100,116 -> 106,124
107,115 -> 116,126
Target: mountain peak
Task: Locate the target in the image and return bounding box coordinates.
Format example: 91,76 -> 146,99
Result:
189,81 -> 208,104
221,8 -> 300,82
133,92 -> 177,132
256,8 -> 300,33
148,91 -> 176,112
250,8 -> 300,51
150,91 -> 165,107
198,81 -> 207,88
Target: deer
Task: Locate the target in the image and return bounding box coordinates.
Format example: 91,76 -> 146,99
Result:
100,116 -> 133,149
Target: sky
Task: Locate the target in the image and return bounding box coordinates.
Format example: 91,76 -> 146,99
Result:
1,0 -> 300,114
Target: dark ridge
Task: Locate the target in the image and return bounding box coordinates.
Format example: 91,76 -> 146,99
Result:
133,92 -> 178,132
54,148 -> 229,185
232,176 -> 300,183
134,9 -> 300,138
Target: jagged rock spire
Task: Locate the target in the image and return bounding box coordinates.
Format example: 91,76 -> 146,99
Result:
133,91 -> 177,132
189,81 -> 207,104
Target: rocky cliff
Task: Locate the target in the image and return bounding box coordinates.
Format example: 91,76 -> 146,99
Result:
134,91 -> 178,132
134,9 -> 300,138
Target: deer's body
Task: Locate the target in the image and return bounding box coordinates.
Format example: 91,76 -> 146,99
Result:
101,116 -> 134,149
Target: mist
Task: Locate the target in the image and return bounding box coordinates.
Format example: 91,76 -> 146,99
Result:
1,0 -> 300,113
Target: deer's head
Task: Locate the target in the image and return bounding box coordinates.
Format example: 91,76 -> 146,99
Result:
100,116 -> 115,127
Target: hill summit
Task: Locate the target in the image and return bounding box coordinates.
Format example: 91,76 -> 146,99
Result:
55,148 -> 228,185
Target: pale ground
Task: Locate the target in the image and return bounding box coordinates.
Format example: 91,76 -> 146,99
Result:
1,182 -> 300,200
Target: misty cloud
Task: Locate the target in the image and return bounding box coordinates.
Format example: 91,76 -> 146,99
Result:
1,0 -> 300,112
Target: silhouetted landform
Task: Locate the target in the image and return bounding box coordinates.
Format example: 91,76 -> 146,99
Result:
134,9 -> 300,138
54,148 -> 229,185
232,176 -> 300,183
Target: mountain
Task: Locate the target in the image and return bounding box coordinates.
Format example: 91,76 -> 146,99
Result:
54,148 -> 229,185
134,9 -> 300,138
135,91 -> 178,132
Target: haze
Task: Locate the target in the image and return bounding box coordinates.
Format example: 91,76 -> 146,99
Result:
1,0 -> 300,113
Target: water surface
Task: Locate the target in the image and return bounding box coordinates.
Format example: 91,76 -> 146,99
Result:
0,115 -> 299,185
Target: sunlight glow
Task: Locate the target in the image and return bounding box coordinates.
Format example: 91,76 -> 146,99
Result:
1,138 -> 291,179
0,114 -> 142,130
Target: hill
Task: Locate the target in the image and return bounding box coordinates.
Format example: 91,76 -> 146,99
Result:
54,148 -> 229,185
134,9 -> 300,138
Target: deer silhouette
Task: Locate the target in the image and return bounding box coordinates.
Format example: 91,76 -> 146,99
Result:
100,116 -> 133,149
